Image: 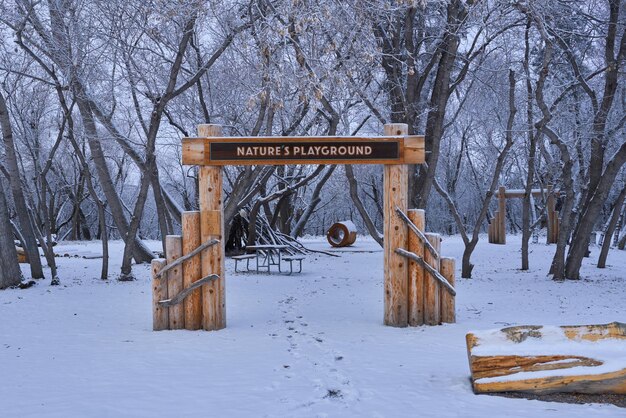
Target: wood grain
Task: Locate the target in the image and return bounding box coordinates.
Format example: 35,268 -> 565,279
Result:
166,235 -> 184,329
466,322 -> 626,394
182,135 -> 425,166
408,209 -> 425,326
383,123 -> 409,327
440,257 -> 455,323
151,258 -> 168,331
182,211 -> 202,330
423,233 -> 441,325
198,124 -> 226,331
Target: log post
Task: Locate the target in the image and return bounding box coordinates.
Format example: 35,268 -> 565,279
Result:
198,124 -> 226,331
182,211 -> 203,330
498,186 -> 506,244
440,257 -> 455,323
408,209 -> 425,326
166,235 -> 185,329
383,123 -> 409,327
488,218 -> 494,243
424,233 -> 441,325
152,258 -> 168,331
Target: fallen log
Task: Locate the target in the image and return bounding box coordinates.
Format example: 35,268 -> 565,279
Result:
466,322 -> 626,395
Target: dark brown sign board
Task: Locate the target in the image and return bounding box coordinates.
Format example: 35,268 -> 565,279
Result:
182,136 -> 424,166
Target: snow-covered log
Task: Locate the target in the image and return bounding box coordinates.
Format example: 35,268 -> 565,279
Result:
466,322 -> 626,395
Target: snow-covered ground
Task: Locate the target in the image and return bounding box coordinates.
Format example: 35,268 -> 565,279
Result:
1,235 -> 624,417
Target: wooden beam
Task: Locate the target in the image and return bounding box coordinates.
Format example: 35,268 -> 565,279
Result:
408,209 -> 425,326
182,211 -> 203,330
182,135 -> 425,166
198,124 -> 226,331
152,258 -> 168,331
166,235 -> 185,329
440,257 -> 456,323
383,124 -> 409,327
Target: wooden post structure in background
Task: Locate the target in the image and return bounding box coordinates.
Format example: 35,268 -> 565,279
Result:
182,211 -> 203,330
498,186 -> 506,244
408,209 -> 425,326
383,123 -> 409,327
424,233 -> 441,325
166,235 -> 184,329
152,258 -> 168,331
198,124 -> 226,331
440,257 -> 455,323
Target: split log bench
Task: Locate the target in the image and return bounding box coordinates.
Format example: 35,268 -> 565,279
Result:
466,322 -> 626,395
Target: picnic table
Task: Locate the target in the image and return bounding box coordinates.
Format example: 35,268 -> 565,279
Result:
233,244 -> 305,274
247,244 -> 288,272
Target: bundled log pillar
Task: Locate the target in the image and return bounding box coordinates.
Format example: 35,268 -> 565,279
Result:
383,123 -> 409,327
152,258 -> 168,331
198,124 -> 226,331
440,257 -> 455,323
182,211 -> 203,330
424,233 -> 441,325
408,209 -> 425,326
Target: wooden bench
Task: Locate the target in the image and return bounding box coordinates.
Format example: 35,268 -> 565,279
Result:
282,255 -> 305,274
466,322 -> 626,395
232,254 -> 256,272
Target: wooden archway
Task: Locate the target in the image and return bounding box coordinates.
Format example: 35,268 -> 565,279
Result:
488,185 -> 560,245
152,123 -> 456,331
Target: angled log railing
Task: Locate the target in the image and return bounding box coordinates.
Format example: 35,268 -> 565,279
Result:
395,248 -> 456,296
158,274 -> 219,308
395,207 -> 456,325
153,239 -> 219,280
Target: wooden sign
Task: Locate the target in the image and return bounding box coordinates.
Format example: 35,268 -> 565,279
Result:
182,135 -> 424,166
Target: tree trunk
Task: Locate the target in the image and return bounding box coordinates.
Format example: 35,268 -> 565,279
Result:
74,91 -> 153,263
597,184 -> 626,268
0,91 -> 44,279
565,143 -> 626,278
461,239 -> 478,278
521,19 -> 536,271
0,179 -> 22,289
